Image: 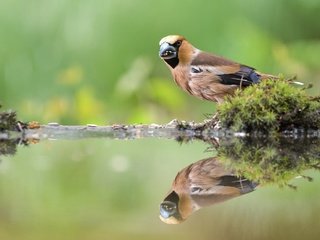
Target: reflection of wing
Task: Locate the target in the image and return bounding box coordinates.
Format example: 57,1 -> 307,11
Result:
190,175 -> 257,207
187,158 -> 258,207
218,175 -> 258,194
187,157 -> 234,189
191,189 -> 240,207
161,157 -> 259,224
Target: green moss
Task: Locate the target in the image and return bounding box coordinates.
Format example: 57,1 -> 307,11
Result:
217,79 -> 320,132
0,104 -> 18,131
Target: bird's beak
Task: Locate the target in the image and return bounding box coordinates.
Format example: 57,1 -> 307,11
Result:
159,42 -> 177,59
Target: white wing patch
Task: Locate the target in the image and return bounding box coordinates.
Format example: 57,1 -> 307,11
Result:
190,65 -> 226,75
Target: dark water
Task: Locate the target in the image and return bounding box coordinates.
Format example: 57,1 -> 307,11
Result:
1,127 -> 320,240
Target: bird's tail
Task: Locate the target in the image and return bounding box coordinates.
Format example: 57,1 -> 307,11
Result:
285,75 -> 304,86
259,73 -> 304,86
259,73 -> 278,80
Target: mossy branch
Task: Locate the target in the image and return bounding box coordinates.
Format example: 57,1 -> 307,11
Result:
217,78 -> 320,133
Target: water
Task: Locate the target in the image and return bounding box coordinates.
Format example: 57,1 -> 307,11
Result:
0,126 -> 320,240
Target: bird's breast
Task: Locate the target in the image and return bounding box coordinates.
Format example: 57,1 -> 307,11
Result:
171,66 -> 190,91
171,65 -> 239,103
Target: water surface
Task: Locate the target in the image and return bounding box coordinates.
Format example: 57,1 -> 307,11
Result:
0,127 -> 320,240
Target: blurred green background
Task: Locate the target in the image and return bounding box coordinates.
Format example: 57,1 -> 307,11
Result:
0,0 -> 319,124
1,1 -> 320,239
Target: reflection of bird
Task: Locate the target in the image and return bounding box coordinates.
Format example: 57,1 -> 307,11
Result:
159,157 -> 258,224
159,35 -> 279,103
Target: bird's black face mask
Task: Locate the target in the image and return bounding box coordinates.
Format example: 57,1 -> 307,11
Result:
159,41 -> 181,68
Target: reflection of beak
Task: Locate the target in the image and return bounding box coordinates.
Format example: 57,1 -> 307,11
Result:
159,42 -> 177,59
159,201 -> 177,219
159,201 -> 182,224
159,191 -> 184,224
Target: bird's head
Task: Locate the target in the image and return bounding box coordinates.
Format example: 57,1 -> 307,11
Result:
159,35 -> 195,69
159,190 -> 194,224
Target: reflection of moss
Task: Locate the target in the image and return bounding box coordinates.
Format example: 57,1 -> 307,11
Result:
217,137 -> 320,187
0,104 -> 18,131
217,79 -> 320,132
0,139 -> 18,156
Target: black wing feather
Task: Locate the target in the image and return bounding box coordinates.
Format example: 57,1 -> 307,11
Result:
219,65 -> 261,86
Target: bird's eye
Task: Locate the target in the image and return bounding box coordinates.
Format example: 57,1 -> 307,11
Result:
176,40 -> 182,47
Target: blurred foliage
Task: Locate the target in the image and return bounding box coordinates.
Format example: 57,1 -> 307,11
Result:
1,2 -> 320,239
0,0 -> 320,124
0,0 -> 319,124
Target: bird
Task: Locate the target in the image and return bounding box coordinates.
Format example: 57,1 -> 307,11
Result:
159,157 -> 258,224
159,35 -> 300,103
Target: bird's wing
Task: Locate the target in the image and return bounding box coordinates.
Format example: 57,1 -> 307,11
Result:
217,65 -> 261,86
191,52 -> 261,86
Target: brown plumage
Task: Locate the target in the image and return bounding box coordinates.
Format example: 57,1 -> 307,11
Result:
159,35 -> 278,103
159,157 -> 258,224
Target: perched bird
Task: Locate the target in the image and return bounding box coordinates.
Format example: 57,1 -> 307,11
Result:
159,35 -> 294,103
159,157 -> 258,224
